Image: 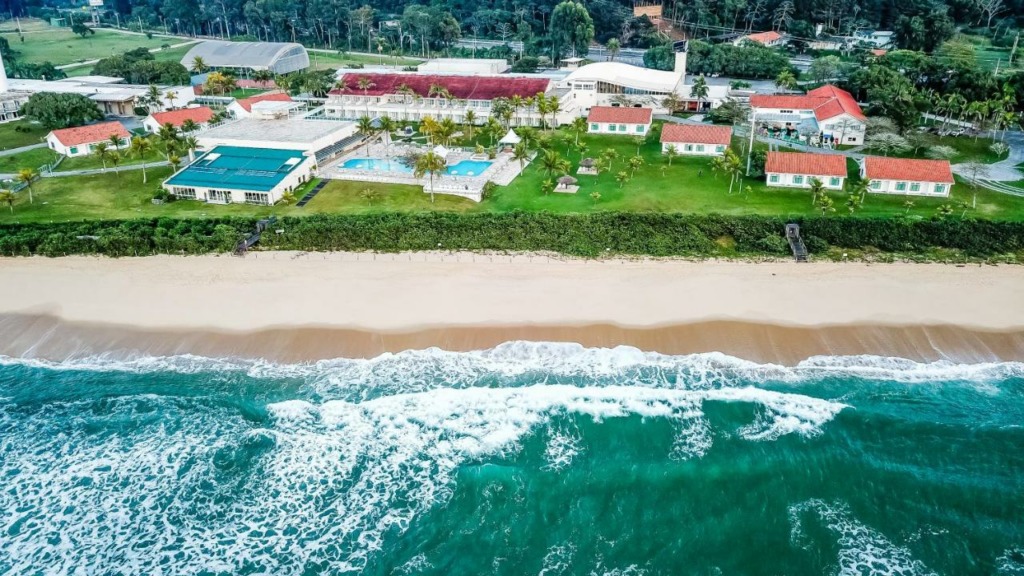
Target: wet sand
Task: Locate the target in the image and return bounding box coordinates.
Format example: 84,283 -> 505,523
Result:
2,253 -> 1023,364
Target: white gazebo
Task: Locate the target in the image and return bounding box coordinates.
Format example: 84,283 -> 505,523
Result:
499,129 -> 521,151
432,144 -> 449,159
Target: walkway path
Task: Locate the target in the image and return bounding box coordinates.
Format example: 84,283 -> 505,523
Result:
41,161 -> 169,178
0,143 -> 47,157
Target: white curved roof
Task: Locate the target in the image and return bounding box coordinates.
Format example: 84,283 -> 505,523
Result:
181,41 -> 310,74
563,62 -> 682,93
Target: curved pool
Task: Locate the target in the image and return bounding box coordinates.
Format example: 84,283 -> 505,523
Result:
341,158 -> 492,176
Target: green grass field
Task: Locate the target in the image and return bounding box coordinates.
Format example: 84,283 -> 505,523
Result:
0,120 -> 49,151
54,147 -> 166,172
307,50 -> 421,71
0,147 -> 59,172
0,22 -> 173,66
2,126 -> 1022,224
61,43 -> 195,77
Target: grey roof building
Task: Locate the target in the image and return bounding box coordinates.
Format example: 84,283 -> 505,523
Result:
180,41 -> 310,75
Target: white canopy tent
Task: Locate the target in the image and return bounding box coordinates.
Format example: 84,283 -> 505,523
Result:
499,129 -> 521,146
433,144 -> 450,158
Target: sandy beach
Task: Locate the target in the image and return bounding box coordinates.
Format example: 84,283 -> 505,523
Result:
2,252 -> 1023,363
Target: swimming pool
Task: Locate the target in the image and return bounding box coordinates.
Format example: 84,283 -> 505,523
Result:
341,158 -> 492,176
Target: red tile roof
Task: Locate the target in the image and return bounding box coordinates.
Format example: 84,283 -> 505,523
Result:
751,84 -> 865,122
660,123 -> 732,145
149,106 -> 215,128
235,91 -> 292,112
331,73 -> 551,100
765,151 -> 847,177
236,79 -> 278,89
862,157 -> 954,184
49,121 -> 130,147
871,49 -> 888,57
743,31 -> 783,44
587,106 -> 653,124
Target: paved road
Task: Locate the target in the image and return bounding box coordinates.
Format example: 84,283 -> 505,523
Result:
41,161 -> 170,178
0,143 -> 47,156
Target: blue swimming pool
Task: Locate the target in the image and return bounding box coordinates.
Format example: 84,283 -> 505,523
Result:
341,158 -> 492,176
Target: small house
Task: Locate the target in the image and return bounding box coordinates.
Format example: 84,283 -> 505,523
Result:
143,106 -> 216,134
734,31 -> 786,47
227,91 -> 295,119
765,151 -> 847,189
660,124 -> 732,156
45,121 -> 131,157
586,106 -> 653,136
860,157 -> 953,197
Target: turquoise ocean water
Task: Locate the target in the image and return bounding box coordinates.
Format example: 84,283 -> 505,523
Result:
1,342 -> 1022,575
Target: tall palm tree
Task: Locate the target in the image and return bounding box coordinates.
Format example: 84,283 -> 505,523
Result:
601,148 -> 619,171
711,149 -> 742,194
606,38 -> 620,61
168,154 -> 182,173
190,56 -> 209,74
396,83 -> 415,120
628,155 -> 644,177
774,70 -> 797,93
510,95 -> 524,127
570,117 -> 588,145
413,151 -> 447,203
109,151 -> 122,176
377,116 -> 396,158
183,136 -> 200,162
421,116 -> 440,145
808,177 -> 826,206
108,133 -> 124,152
253,69 -> 273,86
0,188 -> 14,213
540,149 -> 569,180
17,168 -> 38,204
437,118 -> 457,146
851,178 -> 871,203
513,142 -> 530,170
93,141 -> 111,170
356,115 -> 378,153
143,84 -> 163,112
689,75 -> 710,111
130,136 -> 153,183
180,119 -> 199,134
357,76 -> 376,115
464,109 -> 477,140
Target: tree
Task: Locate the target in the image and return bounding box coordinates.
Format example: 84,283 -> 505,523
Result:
962,161 -> 991,208
414,151 -> 447,203
356,115 -> 378,153
109,151 -> 122,176
360,188 -> 382,205
0,189 -> 14,213
513,142 -> 530,170
851,178 -> 871,203
590,191 -> 602,204
628,155 -> 644,177
977,0 -> 1006,30
130,137 -> 153,183
711,149 -> 742,194
601,148 -> 619,171
20,93 -> 103,130
71,22 -> 95,37
936,204 -> 955,219
689,75 -> 709,109
615,171 -> 628,188
357,76 -> 376,115
631,136 -> 645,156
570,117 -> 588,145
190,56 -> 209,74
808,177 -> 826,207
377,116 -> 396,158
809,56 -> 842,85
865,133 -> 909,156
204,71 -> 236,95
180,119 -> 199,134
606,38 -> 620,61
926,145 -> 957,161
662,93 -> 682,114
665,146 -> 678,166
541,178 -> 555,196
93,141 -> 111,171
903,199 -> 915,213
540,150 -> 570,180
643,44 -> 674,71
816,191 -> 836,216
108,133 -> 124,153
16,169 -> 38,204
168,154 -> 182,173
464,110 -> 477,139
844,194 -> 861,215
549,1 -> 595,62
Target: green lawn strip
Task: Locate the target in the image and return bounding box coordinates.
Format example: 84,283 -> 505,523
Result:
0,121 -> 50,151
0,148 -> 59,172
308,50 -> 421,71
54,149 -> 167,172
1,28 -> 170,66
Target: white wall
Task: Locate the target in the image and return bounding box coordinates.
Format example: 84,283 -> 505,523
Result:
818,114 -> 865,145
766,172 -> 845,189
588,121 -> 650,135
662,142 -> 727,156
867,178 -> 951,197
166,157 -> 316,205
46,134 -> 129,157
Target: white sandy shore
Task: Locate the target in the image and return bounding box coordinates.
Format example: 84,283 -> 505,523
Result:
1,252 -> 1022,331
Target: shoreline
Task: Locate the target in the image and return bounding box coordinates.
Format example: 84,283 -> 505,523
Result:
2,253 -> 1024,364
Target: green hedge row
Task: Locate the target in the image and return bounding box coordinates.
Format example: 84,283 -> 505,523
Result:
2,213 -> 1023,257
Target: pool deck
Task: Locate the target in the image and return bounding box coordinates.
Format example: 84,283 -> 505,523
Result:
321,142 -> 528,202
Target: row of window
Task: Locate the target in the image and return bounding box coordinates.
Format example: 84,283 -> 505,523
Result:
675,144 -> 727,153
767,176 -> 946,194
172,187 -> 197,199
768,175 -> 842,186
594,123 -> 646,133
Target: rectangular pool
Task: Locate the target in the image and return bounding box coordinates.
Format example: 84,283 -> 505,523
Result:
341,158 -> 492,177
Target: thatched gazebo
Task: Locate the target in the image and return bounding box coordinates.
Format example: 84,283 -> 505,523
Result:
577,157 -> 597,175
555,175 -> 579,194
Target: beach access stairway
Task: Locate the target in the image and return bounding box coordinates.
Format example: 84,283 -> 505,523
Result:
786,224 -> 808,262
235,216 -> 278,255
296,180 -> 329,207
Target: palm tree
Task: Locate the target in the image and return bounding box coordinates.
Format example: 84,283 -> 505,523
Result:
606,38 -> 620,61
143,84 -> 163,112
17,168 -> 38,204
421,116 -> 439,145
158,123 -> 180,149
816,192 -> 835,216
631,136 -> 645,156
615,171 -> 628,188
356,115 -> 378,153
437,117 -> 458,146
844,194 -> 861,215
0,188 -> 14,213
665,146 -> 678,166
253,69 -> 273,86
774,70 -> 797,93
570,117 -> 588,145
414,151 -> 447,203
395,83 -> 415,120
540,149 -> 570,180
168,154 -> 182,173
510,95 -> 524,127
903,199 -> 915,214
108,133 -> 124,153
513,142 -> 530,170
851,178 -> 871,203
190,56 -> 209,74
377,116 -> 396,158
464,110 -> 477,140
130,136 -> 153,183
689,75 -> 710,111
601,148 -> 619,171
662,93 -> 682,114
180,119 -> 199,134
93,141 -> 111,170
808,177 -> 826,206
711,149 -> 742,194
183,136 -> 200,162
109,151 -> 122,176
628,155 -> 644,177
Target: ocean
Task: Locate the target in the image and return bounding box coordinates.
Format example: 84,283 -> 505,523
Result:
1,342 -> 1022,575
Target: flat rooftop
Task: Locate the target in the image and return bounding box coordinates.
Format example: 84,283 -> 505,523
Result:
199,115 -> 354,145
165,146 -> 308,192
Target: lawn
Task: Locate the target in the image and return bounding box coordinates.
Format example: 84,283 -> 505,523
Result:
54,148 -> 166,172
1,23 -> 172,66
3,125 -> 1023,224
61,43 -> 195,77
307,50 -> 421,71
0,120 -> 49,151
0,147 -> 59,173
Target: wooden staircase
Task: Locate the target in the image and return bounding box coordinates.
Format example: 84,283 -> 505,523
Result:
786,223 -> 808,262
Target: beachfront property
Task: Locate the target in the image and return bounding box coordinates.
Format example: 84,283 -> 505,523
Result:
142,106 -> 216,134
227,92 -> 295,119
7,76 -> 195,117
587,106 -> 653,135
750,85 -> 867,146
765,151 -> 848,189
733,31 -> 787,47
45,121 -> 131,157
180,41 -> 310,75
164,146 -> 313,205
860,157 -> 954,197
660,124 -> 732,156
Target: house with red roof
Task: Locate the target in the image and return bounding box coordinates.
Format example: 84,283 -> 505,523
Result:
227,91 -> 295,119
324,72 -> 554,126
660,124 -> 732,156
45,121 -> 131,157
765,151 -> 848,189
860,156 -> 954,197
750,84 -> 866,145
587,106 -> 653,136
734,30 -> 787,47
142,106 -> 216,134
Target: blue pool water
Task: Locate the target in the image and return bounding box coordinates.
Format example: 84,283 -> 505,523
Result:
342,158 -> 492,176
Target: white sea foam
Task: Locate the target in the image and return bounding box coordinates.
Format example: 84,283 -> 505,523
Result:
0,382 -> 843,575
789,499 -> 937,576
997,548 -> 1024,575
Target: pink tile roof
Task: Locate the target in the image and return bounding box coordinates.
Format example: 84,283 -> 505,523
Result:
235,91 -> 292,112
331,73 -> 551,100
744,31 -> 783,44
751,84 -> 865,122
862,157 -> 954,184
765,151 -> 847,177
49,121 -> 130,147
587,106 -> 653,124
660,123 -> 732,145
149,106 -> 214,128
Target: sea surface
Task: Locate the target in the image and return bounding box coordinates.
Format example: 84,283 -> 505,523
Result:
1,343 -> 1023,575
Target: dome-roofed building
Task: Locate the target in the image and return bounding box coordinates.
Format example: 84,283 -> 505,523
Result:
180,41 -> 310,75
